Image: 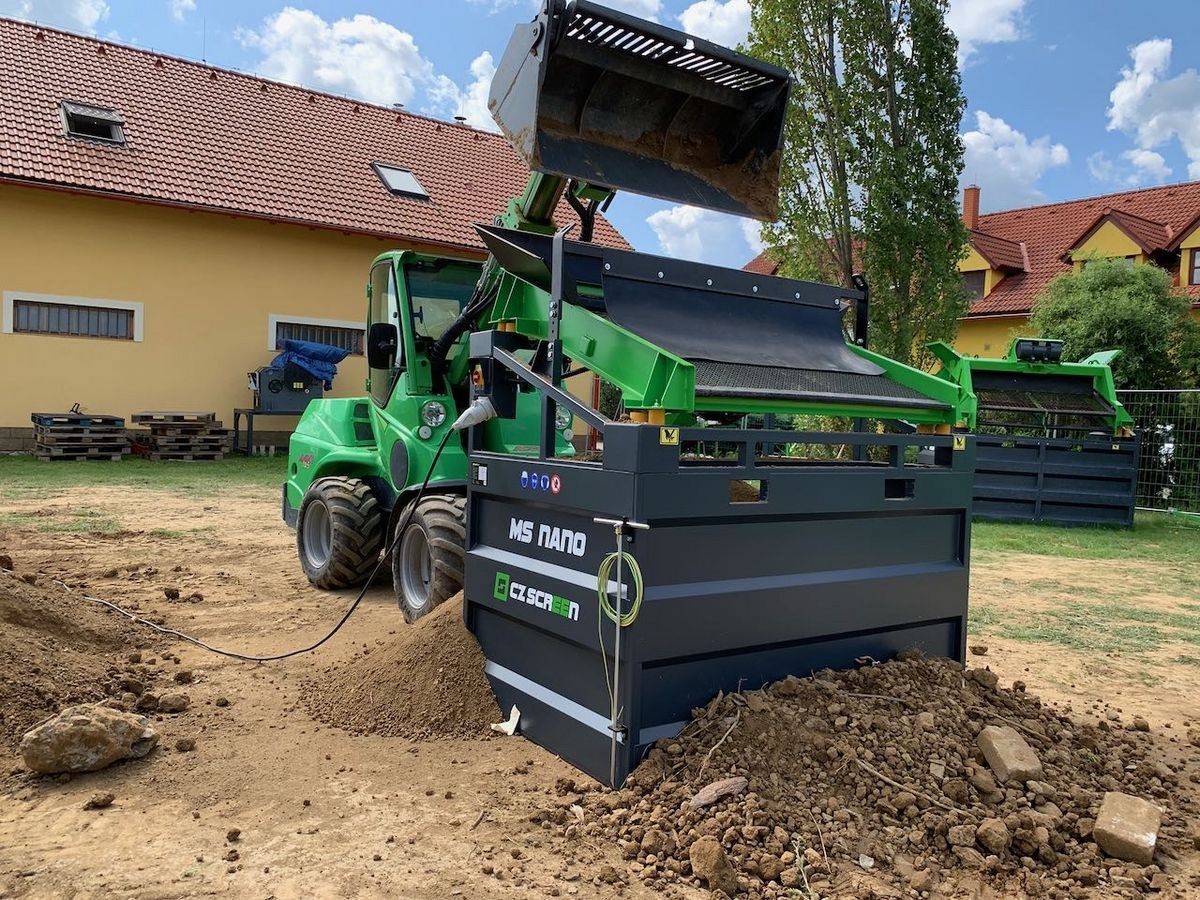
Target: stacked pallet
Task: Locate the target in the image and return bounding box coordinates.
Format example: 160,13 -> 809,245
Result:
129,412 -> 229,461
31,412 -> 130,461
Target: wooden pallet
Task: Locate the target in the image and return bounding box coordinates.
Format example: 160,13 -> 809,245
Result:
147,451 -> 225,461
35,448 -> 126,460
131,411 -> 217,425
34,424 -> 127,437
35,432 -> 128,448
138,425 -> 228,437
138,435 -> 229,448
31,412 -> 125,429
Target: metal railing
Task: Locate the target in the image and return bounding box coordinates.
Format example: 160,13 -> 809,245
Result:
1118,389 -> 1200,514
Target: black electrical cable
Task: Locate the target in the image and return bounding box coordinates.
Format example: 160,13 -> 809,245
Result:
34,428 -> 457,663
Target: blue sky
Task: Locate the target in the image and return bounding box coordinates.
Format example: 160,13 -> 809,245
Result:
5,0 -> 1200,268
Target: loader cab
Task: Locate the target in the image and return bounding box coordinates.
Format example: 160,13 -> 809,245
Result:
365,252 -> 481,406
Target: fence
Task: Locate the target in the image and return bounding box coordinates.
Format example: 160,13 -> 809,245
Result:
1118,389 -> 1200,514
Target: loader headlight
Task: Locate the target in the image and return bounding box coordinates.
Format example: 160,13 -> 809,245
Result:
555,407 -> 573,431
421,401 -> 447,428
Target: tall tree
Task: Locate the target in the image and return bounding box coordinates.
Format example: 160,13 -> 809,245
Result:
748,0 -> 968,366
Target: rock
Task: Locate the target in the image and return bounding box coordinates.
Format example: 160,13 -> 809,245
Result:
215,697 -> 230,708
968,768 -> 999,795
186,592 -> 204,603
779,867 -> 801,888
227,828 -> 241,842
977,725 -> 1043,782
20,573 -> 37,585
970,668 -> 999,690
952,846 -> 985,870
942,778 -> 969,804
1132,717 -> 1150,732
117,676 -> 144,696
163,587 -> 180,600
914,711 -> 936,730
0,554 -> 13,570
758,856 -> 784,882
909,868 -> 936,892
892,791 -> 917,811
689,837 -> 737,895
1093,792 -> 1161,865
689,776 -> 749,809
976,817 -> 1011,854
173,670 -> 194,685
1149,872 -> 1172,892
157,692 -> 190,713
136,693 -> 159,713
19,704 -> 157,774
640,829 -> 668,856
83,792 -> 115,810
948,824 -> 977,847
969,644 -> 988,656
176,737 -> 196,752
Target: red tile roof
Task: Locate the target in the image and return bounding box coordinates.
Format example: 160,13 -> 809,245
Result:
969,229 -> 1026,272
969,180 -> 1200,316
1065,207 -> 1173,257
743,250 -> 779,275
0,17 -> 629,255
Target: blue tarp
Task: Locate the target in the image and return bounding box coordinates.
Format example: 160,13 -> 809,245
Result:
271,339 -> 351,390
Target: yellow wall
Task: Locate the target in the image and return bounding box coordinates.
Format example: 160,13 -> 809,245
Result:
1071,220 -> 1143,270
0,183 -> 598,431
958,246 -> 1004,297
955,316 -> 1027,357
1178,226 -> 1200,290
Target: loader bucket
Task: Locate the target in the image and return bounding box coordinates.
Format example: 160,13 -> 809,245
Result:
489,0 -> 790,220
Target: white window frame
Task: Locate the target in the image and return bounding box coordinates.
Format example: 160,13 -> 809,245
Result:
268,314 -> 365,353
2,290 -> 144,342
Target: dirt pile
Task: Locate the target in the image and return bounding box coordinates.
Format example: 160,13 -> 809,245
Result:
0,566 -> 146,751
538,656 -> 1198,898
302,592 -> 500,739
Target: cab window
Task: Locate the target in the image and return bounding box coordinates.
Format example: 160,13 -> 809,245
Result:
403,260 -> 480,354
367,263 -> 402,406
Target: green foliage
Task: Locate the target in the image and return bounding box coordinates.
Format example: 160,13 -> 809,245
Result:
748,0 -> 968,366
1030,258 -> 1200,389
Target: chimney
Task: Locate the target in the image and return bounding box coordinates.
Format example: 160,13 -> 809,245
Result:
963,184 -> 980,231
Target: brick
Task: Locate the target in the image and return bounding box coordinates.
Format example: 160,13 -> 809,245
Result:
1093,792 -> 1161,865
977,725 -> 1043,783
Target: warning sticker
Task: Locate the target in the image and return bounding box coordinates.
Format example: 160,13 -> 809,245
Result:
659,426 -> 679,446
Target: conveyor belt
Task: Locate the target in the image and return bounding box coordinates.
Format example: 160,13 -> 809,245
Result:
693,362 -> 950,410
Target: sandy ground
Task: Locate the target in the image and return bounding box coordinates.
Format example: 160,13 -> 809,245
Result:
0,482 -> 1197,898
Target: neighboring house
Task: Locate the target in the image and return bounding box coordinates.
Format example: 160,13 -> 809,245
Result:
0,18 -> 624,450
742,182 -> 1200,360
958,182 -> 1200,356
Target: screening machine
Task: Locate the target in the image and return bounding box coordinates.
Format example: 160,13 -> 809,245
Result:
287,0 -> 976,787
931,338 -> 1138,526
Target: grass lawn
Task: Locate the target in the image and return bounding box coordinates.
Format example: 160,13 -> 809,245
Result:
973,512 -> 1200,565
0,454 -> 287,500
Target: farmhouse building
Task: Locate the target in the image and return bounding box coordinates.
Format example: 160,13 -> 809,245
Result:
0,17 -> 623,450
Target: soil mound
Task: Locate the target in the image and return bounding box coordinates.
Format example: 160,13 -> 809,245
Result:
0,567 -> 137,750
302,593 -> 500,739
539,657 -> 1197,897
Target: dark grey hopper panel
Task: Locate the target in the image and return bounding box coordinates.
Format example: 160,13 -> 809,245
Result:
972,434 -> 1140,527
464,426 -> 973,786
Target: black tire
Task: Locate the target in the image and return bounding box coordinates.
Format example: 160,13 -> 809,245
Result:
392,493 -> 466,624
296,477 -> 385,589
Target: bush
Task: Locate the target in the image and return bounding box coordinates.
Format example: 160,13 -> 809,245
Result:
1030,258 -> 1200,389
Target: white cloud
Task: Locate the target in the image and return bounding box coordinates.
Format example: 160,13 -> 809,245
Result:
0,0 -> 109,30
961,111 -> 1069,209
646,204 -> 760,267
432,51 -> 499,132
1106,38 -> 1200,179
945,0 -> 1025,66
678,0 -> 749,48
603,0 -> 662,21
169,0 -> 195,22
238,8 -> 442,108
1087,148 -> 1172,188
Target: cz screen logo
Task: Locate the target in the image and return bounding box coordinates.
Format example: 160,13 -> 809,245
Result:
493,570 -> 579,622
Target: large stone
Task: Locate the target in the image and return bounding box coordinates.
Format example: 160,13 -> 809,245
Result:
157,691 -> 190,714
689,836 -> 738,895
689,776 -> 748,809
977,725 -> 1043,783
1093,792 -> 1162,865
20,704 -> 158,774
976,817 -> 1011,854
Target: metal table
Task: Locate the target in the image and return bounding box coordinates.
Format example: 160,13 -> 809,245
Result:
232,409 -> 300,456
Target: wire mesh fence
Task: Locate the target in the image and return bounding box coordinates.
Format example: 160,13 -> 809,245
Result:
1118,389 -> 1200,513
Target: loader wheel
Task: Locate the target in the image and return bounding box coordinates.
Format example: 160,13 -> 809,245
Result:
393,494 -> 466,624
297,477 -> 385,589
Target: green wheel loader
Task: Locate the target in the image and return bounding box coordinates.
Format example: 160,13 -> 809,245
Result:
285,0 -> 969,620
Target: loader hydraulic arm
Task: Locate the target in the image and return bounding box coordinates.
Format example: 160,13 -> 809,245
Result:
426,173 -> 613,383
